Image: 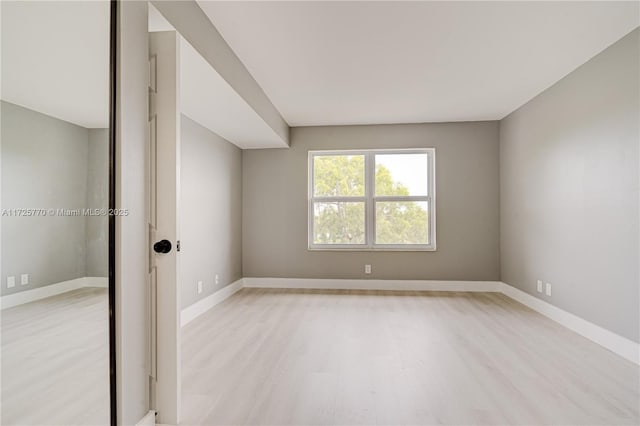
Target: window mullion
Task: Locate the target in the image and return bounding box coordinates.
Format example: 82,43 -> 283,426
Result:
365,152 -> 375,247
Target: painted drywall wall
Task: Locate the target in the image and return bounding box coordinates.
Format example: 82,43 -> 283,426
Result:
180,116 -> 242,309
1,103 -> 109,296
243,121 -> 500,281
116,1 -> 150,423
1,101 -> 89,295
500,29 -> 639,343
86,128 -> 109,277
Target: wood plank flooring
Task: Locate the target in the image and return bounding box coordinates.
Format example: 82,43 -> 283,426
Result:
1,288 -> 110,426
182,288 -> 640,426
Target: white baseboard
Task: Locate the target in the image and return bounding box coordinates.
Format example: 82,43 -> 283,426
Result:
135,410 -> 156,426
83,276 -> 109,288
0,276 -> 109,310
242,277 -> 502,292
180,279 -> 244,327
500,282 -> 639,365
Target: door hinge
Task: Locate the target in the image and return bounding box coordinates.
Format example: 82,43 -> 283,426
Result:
148,92 -> 157,118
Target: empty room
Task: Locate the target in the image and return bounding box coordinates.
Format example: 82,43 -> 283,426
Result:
1,1 -> 638,425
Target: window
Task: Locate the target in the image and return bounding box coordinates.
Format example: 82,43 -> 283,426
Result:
308,149 -> 436,250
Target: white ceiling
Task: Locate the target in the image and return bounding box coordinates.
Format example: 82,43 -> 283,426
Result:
1,1 -> 110,129
199,1 -> 639,126
149,3 -> 174,32
180,37 -> 287,149
150,4 -> 286,149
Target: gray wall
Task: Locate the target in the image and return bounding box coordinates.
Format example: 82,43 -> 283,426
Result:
243,121 -> 500,281
1,101 -> 105,296
86,128 -> 109,277
180,115 -> 242,308
500,29 -> 639,343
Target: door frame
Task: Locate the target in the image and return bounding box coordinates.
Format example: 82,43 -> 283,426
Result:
148,30 -> 182,425
108,0 -> 118,424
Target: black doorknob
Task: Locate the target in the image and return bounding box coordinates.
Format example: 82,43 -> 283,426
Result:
153,239 -> 172,254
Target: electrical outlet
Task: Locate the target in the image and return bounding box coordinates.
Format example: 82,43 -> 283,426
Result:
215,274 -> 219,285
536,280 -> 543,293
21,274 -> 29,286
197,281 -> 203,294
545,282 -> 552,297
365,264 -> 372,274
7,276 -> 15,288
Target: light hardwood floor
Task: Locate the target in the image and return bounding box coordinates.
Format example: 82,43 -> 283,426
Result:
182,288 -> 640,426
1,288 -> 110,426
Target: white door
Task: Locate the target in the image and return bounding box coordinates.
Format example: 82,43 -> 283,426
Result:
148,30 -> 181,425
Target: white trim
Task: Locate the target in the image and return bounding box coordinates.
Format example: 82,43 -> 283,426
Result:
82,276 -> 109,288
135,410 -> 156,426
243,277 -> 501,292
499,282 -> 639,365
0,276 -> 109,310
180,279 -> 244,327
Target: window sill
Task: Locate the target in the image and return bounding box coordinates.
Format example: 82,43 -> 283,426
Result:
308,246 -> 437,252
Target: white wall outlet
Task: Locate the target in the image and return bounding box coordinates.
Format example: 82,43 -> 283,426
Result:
215,274 -> 219,285
365,264 -> 372,274
536,280 -> 543,293
197,281 -> 203,294
21,274 -> 29,285
545,282 -> 552,296
7,276 -> 15,288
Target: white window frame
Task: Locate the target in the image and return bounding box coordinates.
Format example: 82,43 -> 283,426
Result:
308,148 -> 436,251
